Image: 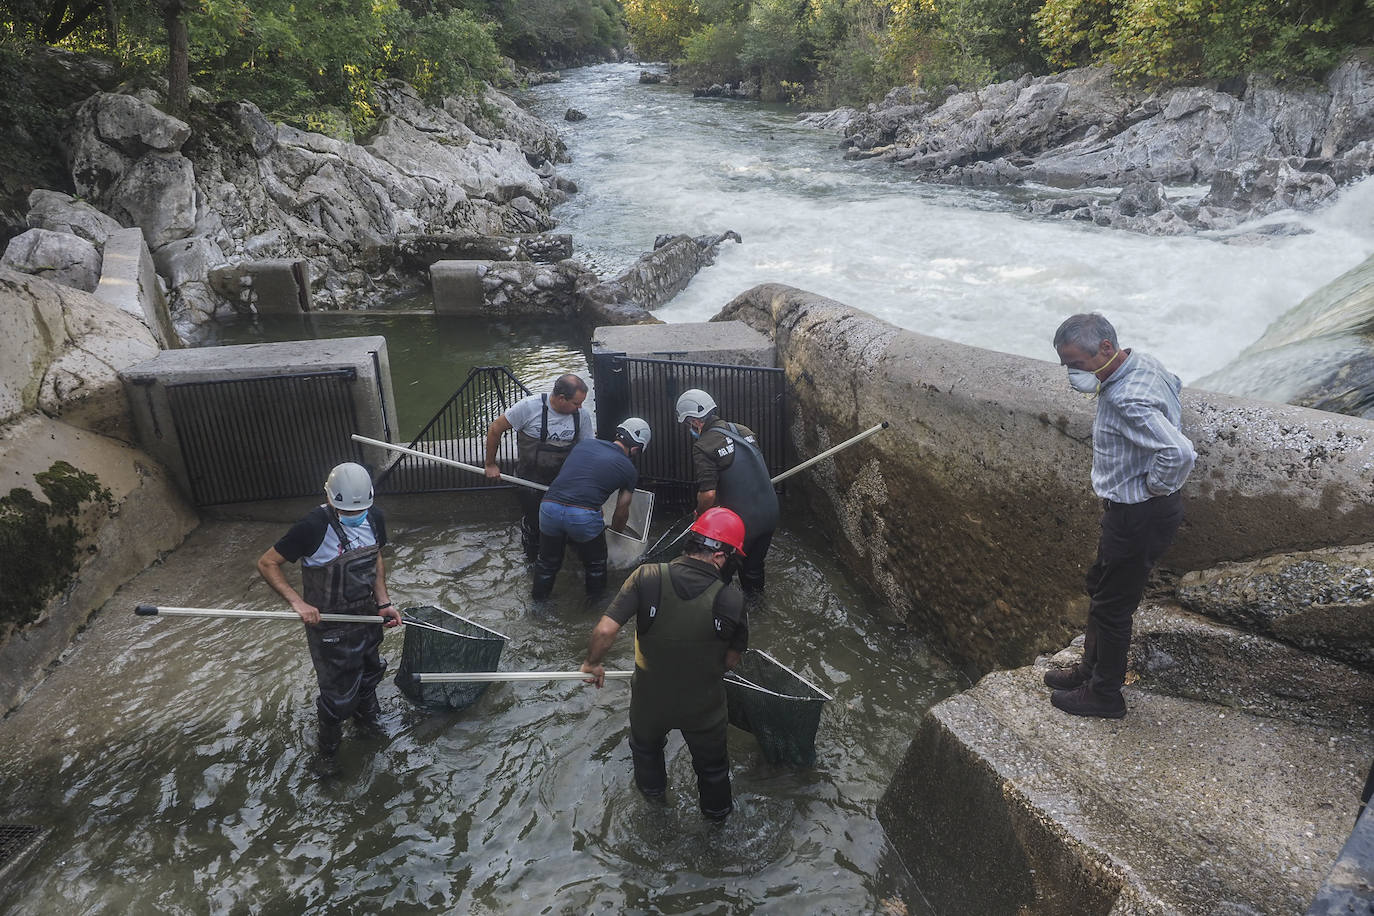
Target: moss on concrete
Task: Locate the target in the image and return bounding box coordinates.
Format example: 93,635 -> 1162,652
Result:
0,460 -> 112,632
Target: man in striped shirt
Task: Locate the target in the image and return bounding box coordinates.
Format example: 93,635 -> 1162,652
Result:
1047,313 -> 1197,718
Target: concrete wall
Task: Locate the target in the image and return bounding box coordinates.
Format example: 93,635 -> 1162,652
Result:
719,284 -> 1374,674
121,336 -> 399,504
94,228 -> 180,349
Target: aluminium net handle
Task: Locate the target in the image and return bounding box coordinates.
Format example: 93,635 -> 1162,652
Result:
414,670 -> 634,683
351,434 -> 549,492
135,605 -> 388,624
770,422 -> 890,485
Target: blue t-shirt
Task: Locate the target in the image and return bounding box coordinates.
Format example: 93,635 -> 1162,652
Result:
543,439 -> 637,510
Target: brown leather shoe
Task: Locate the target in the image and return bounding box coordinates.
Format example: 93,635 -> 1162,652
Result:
1044,664 -> 1089,690
1051,684 -> 1126,719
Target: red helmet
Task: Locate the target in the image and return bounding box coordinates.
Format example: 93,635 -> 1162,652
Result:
688,507 -> 747,555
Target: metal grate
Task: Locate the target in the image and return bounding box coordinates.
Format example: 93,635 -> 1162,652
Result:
166,370 -> 363,505
377,367 -> 530,494
590,353 -> 788,508
0,823 -> 50,890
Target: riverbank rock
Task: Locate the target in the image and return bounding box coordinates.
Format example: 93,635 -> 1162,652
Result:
2,228 -> 102,292
812,55 -> 1374,234
0,267 -> 159,439
42,77 -> 574,333
25,190 -> 124,245
879,602 -> 1373,914
578,231 -> 741,327
1177,543 -> 1374,672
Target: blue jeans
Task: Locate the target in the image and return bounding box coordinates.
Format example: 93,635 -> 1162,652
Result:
534,501 -> 609,598
538,501 -> 605,543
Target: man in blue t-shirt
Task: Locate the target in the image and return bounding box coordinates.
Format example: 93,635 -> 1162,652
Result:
533,418 -> 651,599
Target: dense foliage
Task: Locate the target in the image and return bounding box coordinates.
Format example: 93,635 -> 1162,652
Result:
632,0 -> 1373,103
0,0 -> 625,135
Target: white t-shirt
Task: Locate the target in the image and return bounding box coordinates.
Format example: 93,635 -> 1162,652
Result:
504,393 -> 594,445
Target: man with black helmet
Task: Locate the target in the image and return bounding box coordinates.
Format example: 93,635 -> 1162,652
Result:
675,388 -> 779,593
533,418 -> 652,599
580,507 -> 749,819
257,462 -> 402,776
484,374 -> 594,560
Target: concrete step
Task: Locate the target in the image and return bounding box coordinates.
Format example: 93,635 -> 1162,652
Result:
879,623 -> 1373,914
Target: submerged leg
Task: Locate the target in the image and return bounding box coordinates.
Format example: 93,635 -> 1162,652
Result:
313,705 -> 343,777
533,529 -> 566,599
574,532 -> 609,596
682,714 -> 732,819
627,731 -> 668,799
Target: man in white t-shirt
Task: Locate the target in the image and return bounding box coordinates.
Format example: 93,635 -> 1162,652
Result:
484,374 -> 594,559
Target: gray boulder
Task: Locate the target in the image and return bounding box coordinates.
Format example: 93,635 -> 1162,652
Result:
109,152 -> 198,247
90,92 -> 191,155
1204,157 -> 1339,216
2,228 -> 101,292
26,190 -> 124,245
1177,543 -> 1374,672
1320,51 -> 1374,157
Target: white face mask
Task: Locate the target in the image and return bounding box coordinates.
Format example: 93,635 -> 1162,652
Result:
1067,368 -> 1100,394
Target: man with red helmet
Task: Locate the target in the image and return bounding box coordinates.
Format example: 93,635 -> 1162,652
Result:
580,507 -> 750,819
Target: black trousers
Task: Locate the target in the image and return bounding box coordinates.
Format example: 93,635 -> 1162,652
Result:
1081,491 -> 1184,695
532,527 -> 609,598
305,620 -> 387,723
629,704 -> 732,817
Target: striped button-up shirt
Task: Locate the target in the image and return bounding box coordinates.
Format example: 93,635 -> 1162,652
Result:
1091,350 -> 1196,504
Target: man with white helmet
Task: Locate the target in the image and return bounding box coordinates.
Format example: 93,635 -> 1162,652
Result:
533,418 -> 651,599
675,388 -> 779,593
257,462 -> 402,776
484,374 -> 594,560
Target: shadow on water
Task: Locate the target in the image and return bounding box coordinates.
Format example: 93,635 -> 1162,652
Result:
0,499 -> 959,914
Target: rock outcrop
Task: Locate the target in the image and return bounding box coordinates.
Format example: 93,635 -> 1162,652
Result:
2,227 -> 102,291
0,267 -> 197,714
25,79 -> 576,333
1177,543 -> 1374,672
820,53 -> 1374,234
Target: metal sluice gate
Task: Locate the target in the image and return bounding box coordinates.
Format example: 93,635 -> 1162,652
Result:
377,367 -> 530,495
589,352 -> 789,509
166,369 -> 366,505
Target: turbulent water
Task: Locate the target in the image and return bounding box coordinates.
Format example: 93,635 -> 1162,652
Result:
527,63 -> 1374,387
0,512 -> 962,913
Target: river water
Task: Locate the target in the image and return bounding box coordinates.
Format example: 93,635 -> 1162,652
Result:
527,63 -> 1374,387
0,509 -> 962,913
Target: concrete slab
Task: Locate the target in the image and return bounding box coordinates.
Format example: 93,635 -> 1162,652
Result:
94,228 -> 180,348
120,336 -> 398,503
431,260 -> 489,316
878,645 -> 1374,915
246,259 -> 311,314
592,320 -> 775,367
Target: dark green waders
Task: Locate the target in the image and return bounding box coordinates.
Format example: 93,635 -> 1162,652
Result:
629,567 -> 733,818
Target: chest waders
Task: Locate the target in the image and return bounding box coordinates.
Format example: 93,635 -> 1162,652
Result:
627,565 -> 733,818
301,516 -> 387,752
515,395 -> 579,559
712,423 -> 779,593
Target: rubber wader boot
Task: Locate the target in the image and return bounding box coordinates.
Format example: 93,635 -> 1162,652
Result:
313,713 -> 343,777
353,691 -> 386,739
695,758 -> 733,819
532,534 -> 564,600
583,560 -> 608,596
520,515 -> 541,562
628,736 -> 667,799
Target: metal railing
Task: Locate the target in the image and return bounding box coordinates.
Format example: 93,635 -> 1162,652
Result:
377,366 -> 530,494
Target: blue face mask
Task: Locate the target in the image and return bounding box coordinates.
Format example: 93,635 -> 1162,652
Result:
339,510 -> 368,528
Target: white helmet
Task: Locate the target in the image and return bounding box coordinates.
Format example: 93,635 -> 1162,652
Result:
675,388 -> 717,424
616,417 -> 652,452
325,462 -> 373,510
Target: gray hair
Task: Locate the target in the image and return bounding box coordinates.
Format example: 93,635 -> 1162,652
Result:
1053,313 -> 1118,352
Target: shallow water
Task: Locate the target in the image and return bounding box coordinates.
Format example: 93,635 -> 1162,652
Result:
0,507 -> 963,914
527,63 -> 1374,387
